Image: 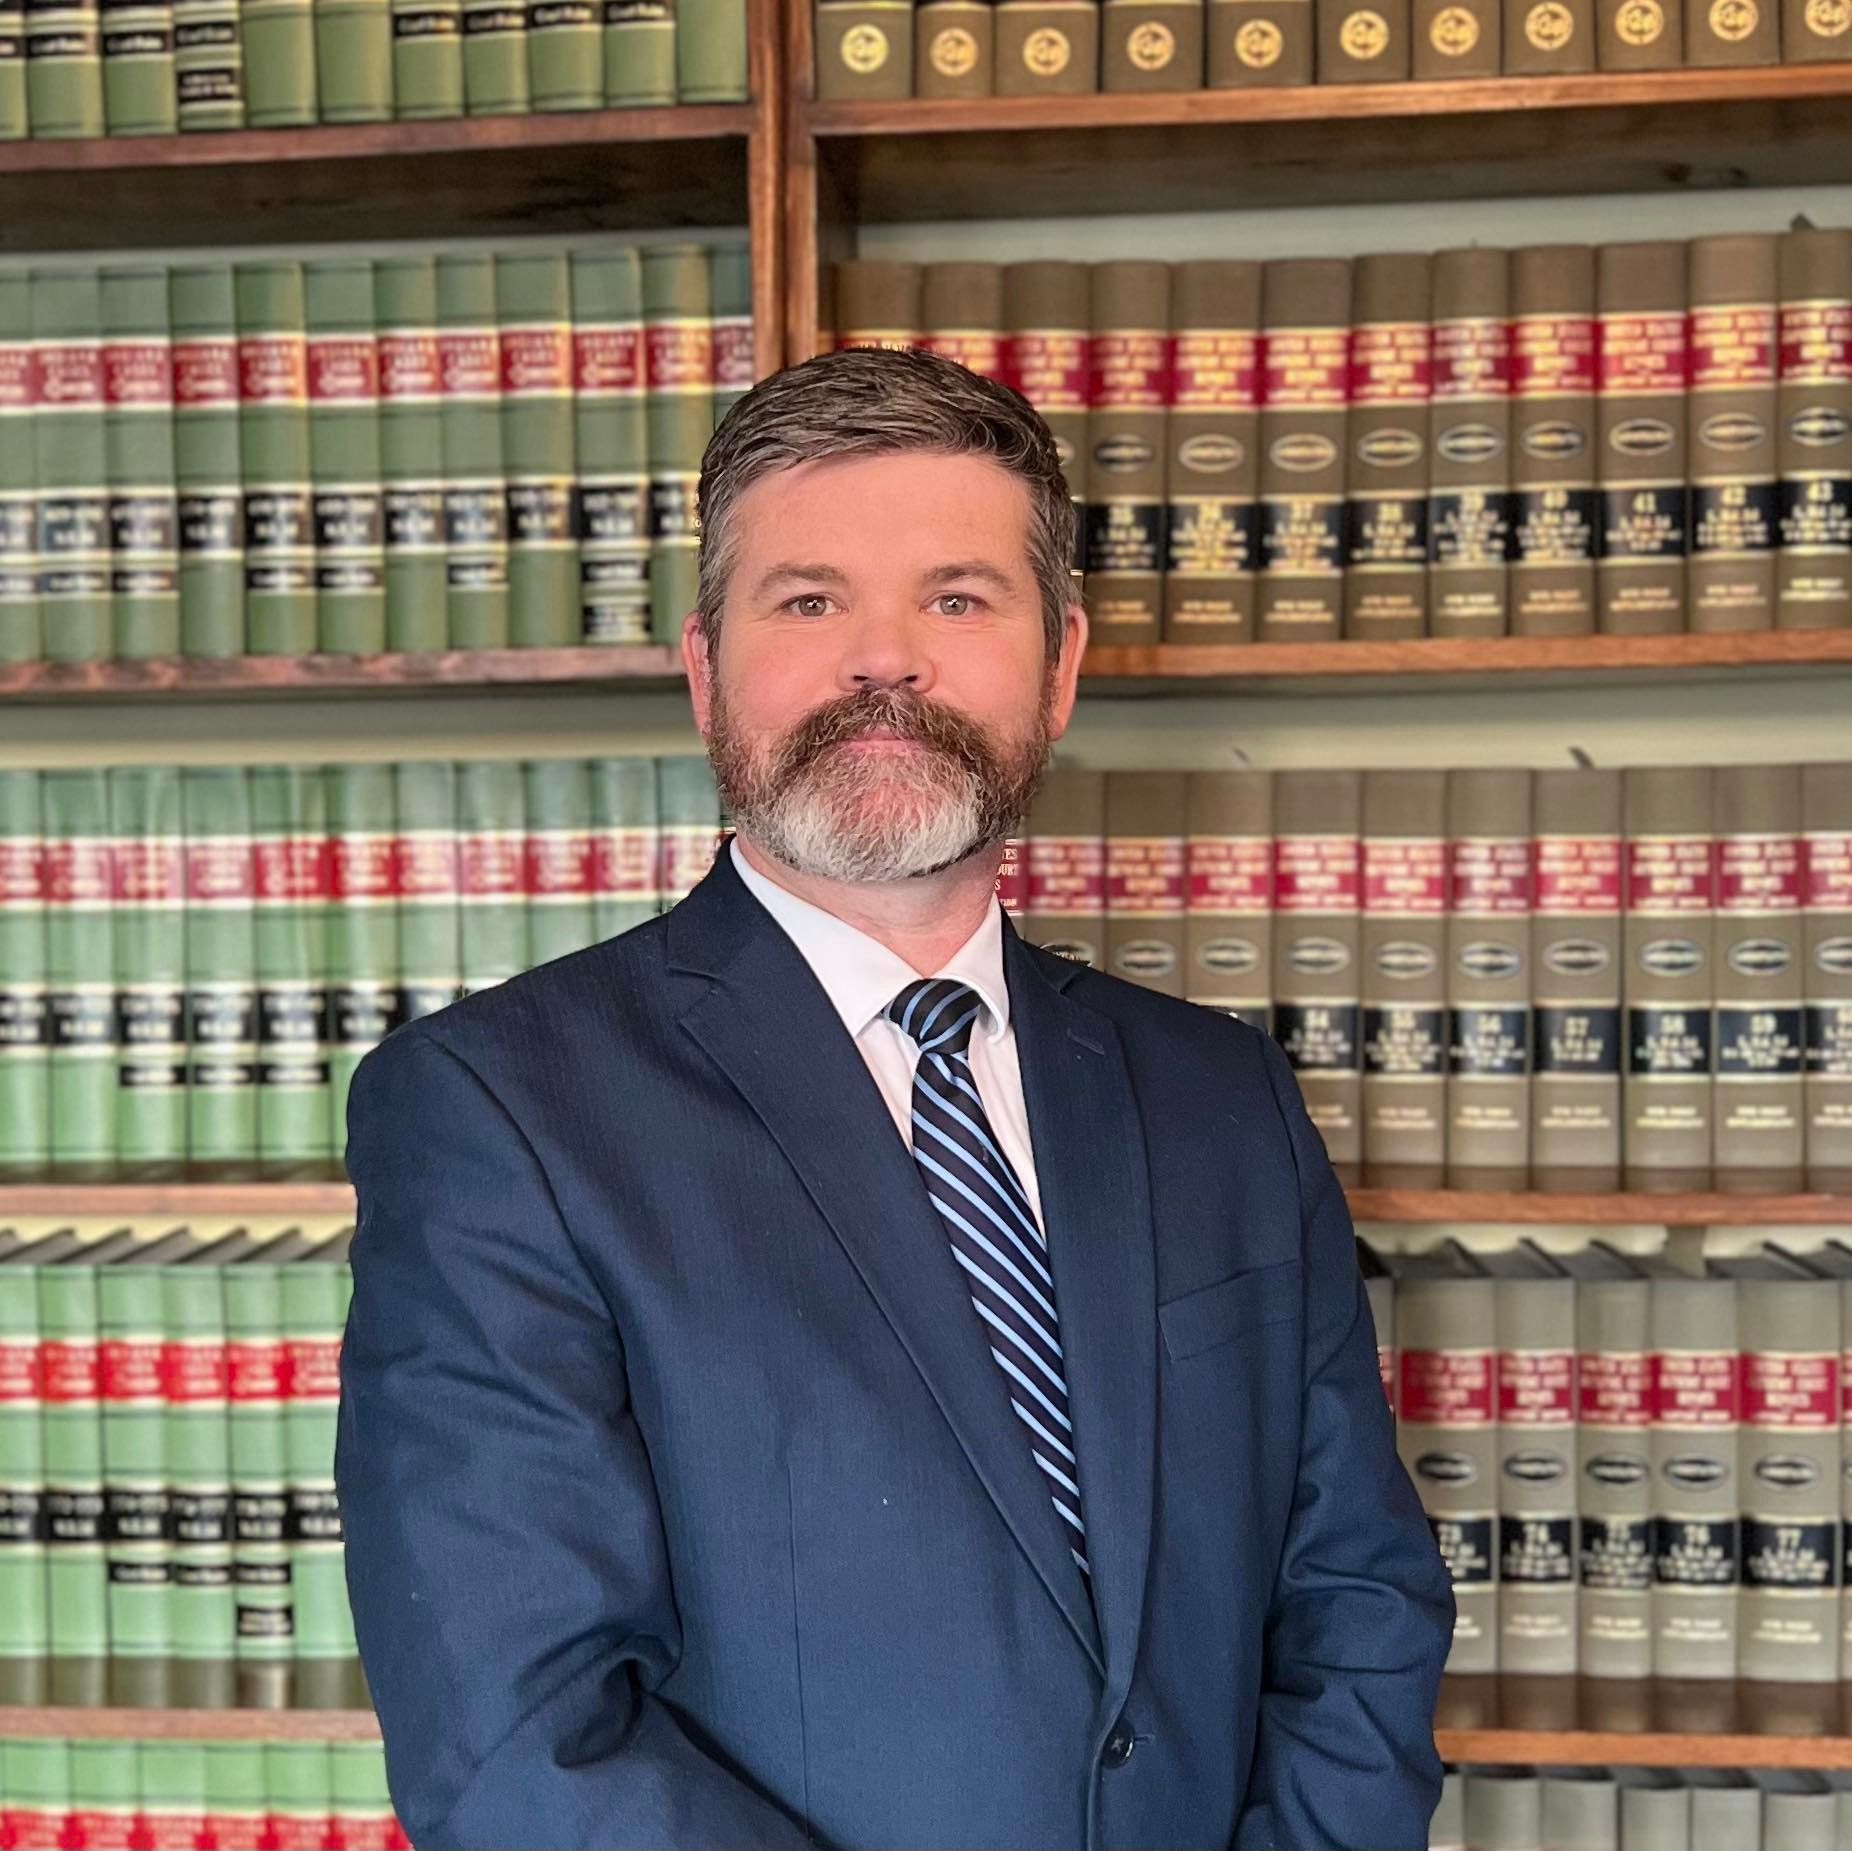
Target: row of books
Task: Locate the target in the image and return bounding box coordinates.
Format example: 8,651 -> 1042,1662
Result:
0,755 -> 723,1166
815,0 -> 1852,98
0,1737 -> 404,1850
0,0 -> 745,139
0,1225 -> 365,1713
1008,762 -> 1852,1192
1434,1764 -> 1849,1851
0,241 -> 750,665
830,231 -> 1852,645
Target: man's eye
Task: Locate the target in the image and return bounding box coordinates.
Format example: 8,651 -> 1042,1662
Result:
785,594 -> 835,617
933,593 -> 982,616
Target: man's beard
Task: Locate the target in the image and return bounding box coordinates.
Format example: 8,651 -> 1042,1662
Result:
705,674 -> 1057,884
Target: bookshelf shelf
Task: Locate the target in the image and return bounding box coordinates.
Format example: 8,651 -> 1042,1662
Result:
1434,1725 -> 1852,1770
1346,1188 -> 1852,1225
0,1706 -> 379,1742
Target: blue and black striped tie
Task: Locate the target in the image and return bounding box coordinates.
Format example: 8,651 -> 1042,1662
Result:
884,976 -> 1091,1584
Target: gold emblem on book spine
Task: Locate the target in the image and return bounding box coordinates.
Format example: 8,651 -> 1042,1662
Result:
929,24 -> 979,72
1022,24 -> 1073,71
839,20 -> 891,69
1614,0 -> 1664,39
1428,4 -> 1481,50
1524,0 -> 1574,45
1708,0 -> 1757,35
1234,16 -> 1285,61
1805,0 -> 1851,32
1339,6 -> 1390,50
1127,19 -> 1177,64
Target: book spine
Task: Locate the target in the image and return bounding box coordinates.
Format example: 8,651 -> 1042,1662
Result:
920,261 -> 1004,384
100,0 -> 175,132
1445,767 -> 1533,1188
1183,768 -> 1272,1027
524,757 -> 595,965
0,772 -> 49,1167
390,0 -> 461,112
998,834 -> 1027,918
1777,228 -> 1852,631
1428,247 -> 1510,639
38,1263 -> 108,1705
673,0 -> 741,95
2,1739 -> 73,1848
327,764 -> 401,1153
69,1738 -> 137,1847
710,243 -> 753,427
457,759 -> 528,991
461,0 -> 527,107
1022,767 -> 1105,966
1802,762 -> 1852,1191
994,0 -> 1097,95
373,257 -> 446,651
1272,768 -> 1362,1182
43,771 -> 115,1164
392,760 -> 461,1024
914,0 -> 989,93
1843,1279 -> 1852,1680
589,757 -> 657,938
224,1257 -> 291,1707
1684,0 -> 1774,59
1359,769 -> 1448,1189
1785,0 -> 1852,50
0,276 -> 37,663
109,766 -> 187,1163
241,0 -> 313,121
25,0 -> 103,132
1084,261 -> 1169,647
33,270 -> 110,664
1502,0 -> 1591,66
1595,240 -> 1689,636
1103,771 -> 1186,996
1318,0 -> 1408,74
305,260 -> 387,655
1206,0 -> 1310,78
0,1248 -> 50,1701
1413,0 -> 1498,70
331,1740 -> 401,1850
139,1743 -> 208,1850
1003,261 -> 1089,586
1689,233 -> 1780,634
1576,1274 -> 1652,1677
604,0 -> 673,101
174,0 -> 243,125
181,766 -> 258,1163
0,0 -> 24,134
268,1741 -> 335,1850
641,246 -> 712,647
527,0 -> 598,107
204,1740 -> 270,1845
236,263 -> 315,657
1102,0 -> 1200,84
281,1254 -> 350,1708
655,754 -> 721,909
169,265 -> 246,659
1257,258 -> 1350,644
833,259 -> 921,351
1597,0 -> 1676,60
436,255 -> 509,648
1510,244 -> 1597,636
102,268 -> 179,661
1163,259 -> 1260,646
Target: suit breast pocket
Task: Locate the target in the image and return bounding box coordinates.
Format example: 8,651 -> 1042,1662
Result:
1157,1258 -> 1303,1362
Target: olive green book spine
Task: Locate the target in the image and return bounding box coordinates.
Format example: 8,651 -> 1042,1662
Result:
1022,766 -> 1105,965
1102,771 -> 1187,997
25,0 -> 104,134
0,1229 -> 60,1704
528,0 -> 598,106
1412,0 -> 1496,71
642,245 -> 712,645
921,259 -> 1003,383
0,0 -> 25,135
571,247 -> 649,646
242,0 -> 314,121
1084,261 -> 1168,647
1163,259 -> 1259,645
182,767 -> 258,1163
1802,764 -> 1852,1192
43,770 -> 115,1165
314,0 -> 391,120
374,257 -> 446,650
1208,0 -> 1311,79
305,260 -> 386,654
1785,0 -> 1852,52
996,0 -> 1097,91
110,766 -> 187,1163
174,0 -> 244,125
710,242 -> 753,425
2,1738 -> 72,1846
1597,0 -> 1675,62
1685,0 -> 1773,59
69,1729 -> 138,1844
236,262 -> 315,656
1102,0 -> 1199,83
436,254 -> 509,647
332,1740 -> 398,1848
458,758 -> 528,992
604,0 -> 671,99
1182,769 -> 1271,1026
142,1742 -> 209,1848
170,265 -> 246,658
33,270 -> 110,665
102,267 -> 180,660
205,1738 -> 270,1845
674,0 -> 741,95
390,0 -> 461,113
1318,0 -> 1407,77
252,765 -> 333,1161
816,0 -> 913,95
656,752 -> 720,908
590,756 -> 658,937
497,250 -> 578,648
1777,228 -> 1852,631
1502,0 -> 1591,66
833,257 -> 920,350
326,764 -> 400,1150
916,0 -> 990,93
462,0 -> 527,109
392,759 -> 462,1026
1003,261 -> 1088,583
0,772 -> 49,1165
100,0 -> 176,134
525,757 -> 596,964
0,275 -> 38,663
270,1740 -> 337,1841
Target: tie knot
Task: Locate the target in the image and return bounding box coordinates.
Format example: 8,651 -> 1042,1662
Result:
885,978 -> 985,1056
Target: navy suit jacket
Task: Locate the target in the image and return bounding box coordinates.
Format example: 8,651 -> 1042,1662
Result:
335,843 -> 1454,1851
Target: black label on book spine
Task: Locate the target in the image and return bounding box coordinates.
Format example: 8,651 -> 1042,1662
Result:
462,1 -> 523,29
0,499 -> 35,558
1451,1005 -> 1531,1076
649,477 -> 698,541
1806,1003 -> 1852,1076
187,986 -> 257,1047
1692,482 -> 1778,555
1653,1515 -> 1740,1587
384,487 -> 444,551
174,1561 -> 233,1590
1260,499 -> 1345,575
0,989 -> 50,1048
1512,488 -> 1598,564
1501,1513 -> 1576,1583
1629,1005 -> 1714,1076
1716,1004 -> 1804,1076
104,1488 -> 171,1545
40,493 -> 109,557
605,0 -> 672,19
1600,486 -> 1688,559
233,1491 -> 286,1544
1346,496 -> 1429,567
1742,1516 -> 1838,1589
1431,1515 -> 1495,1586
108,1560 -> 174,1587
444,486 -> 507,549
330,982 -> 407,1045
49,991 -> 115,1048
312,490 -> 384,552
576,480 -> 647,543
1166,499 -> 1258,576
118,987 -> 185,1046
0,1489 -> 45,1546
1581,1513 -> 1653,1591
1273,1001 -> 1361,1072
1085,502 -> 1163,575
171,1490 -> 232,1547
178,491 -> 242,557
1534,1003 -> 1622,1075
1780,475 -> 1852,550
391,1 -> 458,29
507,481 -> 575,546
398,979 -> 464,1019
243,488 -> 312,551
100,23 -> 170,51
285,1488 -> 344,1545
257,983 -> 327,1043
1363,1004 -> 1447,1075
45,1488 -> 105,1545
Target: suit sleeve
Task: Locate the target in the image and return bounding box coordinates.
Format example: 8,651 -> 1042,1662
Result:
1230,1032 -> 1455,1851
335,1024 -> 816,1851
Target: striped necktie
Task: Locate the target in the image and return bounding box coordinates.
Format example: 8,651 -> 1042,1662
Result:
884,976 -> 1091,1586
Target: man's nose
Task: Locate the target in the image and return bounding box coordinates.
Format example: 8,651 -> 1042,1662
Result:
839,604 -> 933,692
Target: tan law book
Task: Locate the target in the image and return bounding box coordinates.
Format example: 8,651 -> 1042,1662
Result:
995,0 -> 1099,90
915,0 -> 994,91
1413,0 -> 1498,71
815,0 -> 915,97
1004,262 -> 1090,586
831,261 -> 921,353
1597,0 -> 1679,62
1803,762 -> 1852,1191
1317,0 -> 1408,77
1103,771 -> 1187,997
1183,769 -> 1272,1027
1685,0 -> 1775,62
919,262 -> 1005,383
1503,0 -> 1592,68
1207,0 -> 1313,79
1102,0 -> 1202,84
1777,228 -> 1852,631
1785,0 -> 1852,54
1021,767 -> 1105,967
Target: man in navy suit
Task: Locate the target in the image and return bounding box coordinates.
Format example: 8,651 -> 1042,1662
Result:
336,343 -> 1453,1851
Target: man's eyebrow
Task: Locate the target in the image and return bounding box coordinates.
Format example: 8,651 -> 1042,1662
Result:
749,563 -> 851,599
920,561 -> 1019,592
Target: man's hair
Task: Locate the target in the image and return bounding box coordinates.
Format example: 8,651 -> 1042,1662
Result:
694,345 -> 1077,661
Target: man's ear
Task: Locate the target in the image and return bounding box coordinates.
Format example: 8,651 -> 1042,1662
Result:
682,611 -> 713,737
1047,598 -> 1088,742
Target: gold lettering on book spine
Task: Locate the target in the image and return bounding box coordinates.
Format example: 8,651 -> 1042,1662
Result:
929,24 -> 978,71
840,21 -> 890,68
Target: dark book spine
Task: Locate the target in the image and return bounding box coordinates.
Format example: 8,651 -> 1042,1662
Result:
640,246 -> 712,646
831,259 -> 921,352
1317,0 -> 1408,75
1777,228 -> 1852,632
436,254 -> 509,649
815,0 -> 915,98
1502,0 -> 1591,67
0,275 -> 37,664
915,0 -> 993,95
1412,0 -> 1497,70
920,260 -> 1004,382
1784,0 -> 1852,52
1804,763 -> 1852,1191
374,257 -> 447,652
33,272 -> 110,665
1102,0 -> 1199,86
1207,0 -> 1311,77
993,0 -> 1097,93
1684,0 -> 1774,60
1597,0 -> 1677,61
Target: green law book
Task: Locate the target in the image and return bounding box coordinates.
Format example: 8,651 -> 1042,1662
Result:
569,247 -> 649,646
0,276 -> 38,664
326,763 -> 400,1152
461,0 -> 526,107
496,250 -> 578,647
236,262 -> 316,657
374,257 -> 446,648
108,766 -> 188,1164
525,758 -> 594,965
25,0 -> 103,133
392,759 -> 461,1031
675,0 -> 742,94
603,0 -> 672,101
101,0 -> 177,134
710,242 -> 753,425
641,245 -> 712,645
314,0 -> 390,118
0,772 -> 50,1166
182,766 -> 259,1163
42,770 -> 115,1167
101,269 -> 180,661
590,759 -> 657,936
140,1743 -> 209,1850
174,0 -> 244,126
32,270 -> 110,665
436,254 -> 509,647
205,1740 -> 269,1848
269,1742 -> 335,1842
458,759 -> 527,991
1,1739 -> 72,1850
68,1738 -> 138,1848
331,1740 -> 397,1848
251,766 -> 332,1161
242,0 -> 314,121
657,752 -> 719,908
305,260 -> 386,654
0,0 -> 24,137
170,265 -> 246,658
528,0 -> 597,106
390,0 -> 461,113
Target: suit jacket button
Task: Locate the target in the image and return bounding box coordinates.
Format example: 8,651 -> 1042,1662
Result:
1102,1726 -> 1135,1768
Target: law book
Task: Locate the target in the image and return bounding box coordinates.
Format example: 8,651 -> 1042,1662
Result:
69,1739 -> 138,1847
1618,1770 -> 1690,1851
1207,0 -> 1310,79
590,756 -> 658,938
915,0 -> 991,92
0,771 -> 49,1166
2,1739 -> 72,1851
1597,0 -> 1676,58
1084,261 -> 1168,647
1595,240 -> 1688,636
170,265 -> 245,658
994,0 -> 1097,93
24,0 -> 103,133
1317,0 -> 1406,78
0,276 -> 35,664
305,259 -> 386,655
331,1740 -> 400,1849
657,754 -> 720,909
1390,1241 -> 1497,1674
570,247 -> 649,647
1689,233 -> 1780,634
1003,261 -> 1089,584
1511,244 -> 1597,637
236,262 -> 315,656
603,0 -> 673,102
103,266 -> 180,658
832,259 -> 921,351
1272,767 -> 1362,1184
140,1743 -> 209,1850
1413,0 -> 1497,70
1786,0 -> 1852,52
815,0 -> 914,96
1801,761 -> 1852,1191
1503,0 -> 1591,66
242,0 -> 312,120
1532,767 -> 1624,1192
373,256 -> 446,652
1101,0 -> 1196,82
326,764 -> 400,1153
1713,763 -> 1805,1193
205,1739 -> 271,1846
1257,257 -> 1350,644
1776,228 -> 1852,631
526,0 -> 599,111
42,769 -> 116,1166
640,244 -> 712,645
1163,258 -> 1259,646
1445,767 -> 1533,1189
1756,1773 -> 1836,1851
0,0 -> 23,134
525,757 -> 595,966
1428,246 -> 1510,639
390,0 -> 461,113
457,758 -> 527,992
109,766 -> 187,1164
436,253 -> 509,648
1544,1771 -> 1620,1851
674,0 -> 744,97
1464,1771 -> 1543,1845
32,269 -> 110,664
269,1741 -> 335,1848
100,0 -> 175,133
1102,771 -> 1185,996
462,0 -> 528,109
1785,1239 -> 1852,1682
1624,765 -> 1716,1192
174,0 -> 244,126
1021,767 -> 1105,966
919,259 -> 1004,382
1183,768 -> 1271,1026
998,833 -> 1027,921
709,243 -> 752,426
1359,770 -> 1447,1189
1684,0 -> 1773,60
181,765 -> 258,1163
393,759 -> 461,1026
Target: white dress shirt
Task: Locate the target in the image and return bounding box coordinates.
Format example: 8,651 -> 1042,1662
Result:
728,836 -> 1046,1230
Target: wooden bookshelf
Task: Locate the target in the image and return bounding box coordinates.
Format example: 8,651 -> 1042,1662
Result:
0,1706 -> 379,1742
1435,1725 -> 1852,1770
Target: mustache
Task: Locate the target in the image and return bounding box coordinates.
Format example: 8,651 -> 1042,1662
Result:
772,687 -> 996,782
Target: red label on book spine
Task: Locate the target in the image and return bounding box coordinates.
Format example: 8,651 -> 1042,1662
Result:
1742,1351 -> 1838,1429
1717,834 -> 1802,912
1626,837 -> 1716,912
331,833 -> 398,904
713,316 -> 755,391
1690,304 -> 1777,388
1187,836 -> 1273,911
1027,836 -> 1106,914
1805,830 -> 1852,908
589,828 -> 657,900
1172,329 -> 1261,411
996,838 -> 1028,915
163,1338 -> 229,1404
659,826 -> 720,900
41,838 -> 113,905
227,1337 -> 284,1404
143,1811 -> 209,1851
101,1337 -> 164,1402
922,330 -> 1004,379
500,324 -> 572,397
1349,322 -> 1431,405
572,323 -> 644,396
1780,300 -> 1852,384
1597,312 -> 1689,395
0,1337 -> 41,1404
645,323 -> 714,394
1274,837 -> 1362,913
1511,315 -> 1598,398
41,1338 -> 100,1404
238,335 -> 309,406
1432,318 -> 1512,400
104,339 -> 174,409
0,838 -> 47,906
254,837 -> 335,904
1005,330 -> 1089,409
525,831 -> 595,898
1106,837 -> 1186,915
1579,1350 -> 1651,1427
1364,838 -> 1447,915
184,840 -> 258,904
378,330 -> 442,403
458,832 -> 525,900
1651,1350 -> 1741,1425
437,329 -> 500,399
112,839 -> 186,904
1,1808 -> 65,1851
284,1337 -> 342,1402
1498,1348 -> 1576,1424
307,335 -> 380,404
1535,835 -> 1623,912
1089,331 -> 1170,410
396,832 -> 462,901
0,340 -> 34,411
37,340 -> 106,408
173,338 -> 240,410
1451,838 -> 1535,914
1263,328 -> 1348,409
1398,1348 -> 1495,1425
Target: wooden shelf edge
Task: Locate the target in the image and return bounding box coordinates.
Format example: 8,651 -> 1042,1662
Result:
0,1706 -> 379,1741
1435,1726 -> 1852,1769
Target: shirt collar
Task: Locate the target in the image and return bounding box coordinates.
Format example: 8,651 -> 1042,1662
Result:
728,836 -> 1011,1044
